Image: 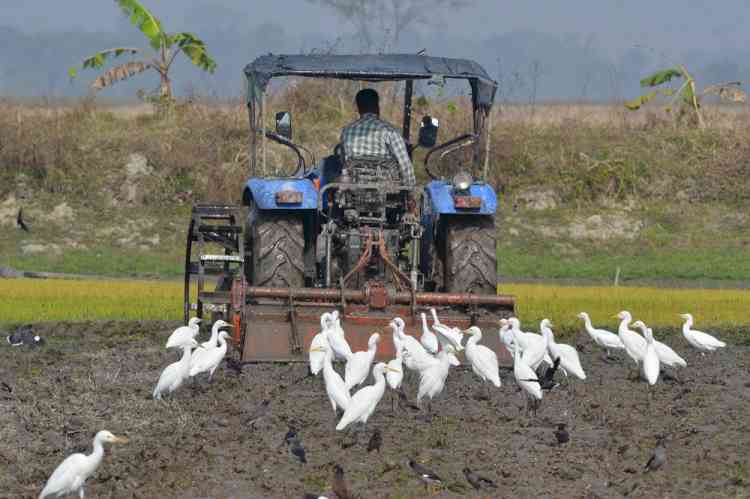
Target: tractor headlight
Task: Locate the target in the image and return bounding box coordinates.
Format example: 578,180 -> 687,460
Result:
452,171 -> 472,192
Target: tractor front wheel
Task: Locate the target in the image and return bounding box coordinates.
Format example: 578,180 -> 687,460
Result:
444,216 -> 498,295
244,207 -> 305,288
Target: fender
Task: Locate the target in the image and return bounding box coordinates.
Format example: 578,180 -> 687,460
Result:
424,180 -> 497,215
242,178 -> 318,210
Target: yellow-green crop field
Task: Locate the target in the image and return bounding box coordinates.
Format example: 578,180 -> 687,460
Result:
0,279 -> 747,333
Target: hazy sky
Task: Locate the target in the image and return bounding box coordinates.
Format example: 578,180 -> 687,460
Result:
1,0 -> 747,57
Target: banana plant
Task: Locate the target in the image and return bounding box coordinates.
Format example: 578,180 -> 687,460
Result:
625,64 -> 746,128
69,0 -> 217,100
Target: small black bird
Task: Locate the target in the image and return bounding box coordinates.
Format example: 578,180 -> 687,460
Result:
644,437 -> 667,473
554,423 -> 570,445
1,382 -> 11,393
536,356 -> 561,391
367,428 -> 382,453
6,326 -> 44,347
331,464 -> 353,499
408,459 -> 443,494
285,429 -> 307,464
16,208 -> 30,232
463,467 -> 497,490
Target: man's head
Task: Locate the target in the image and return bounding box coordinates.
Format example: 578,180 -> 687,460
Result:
355,88 -> 379,116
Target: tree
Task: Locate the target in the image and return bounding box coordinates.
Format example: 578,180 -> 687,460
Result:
69,0 -> 216,101
306,0 -> 474,51
625,65 -> 746,128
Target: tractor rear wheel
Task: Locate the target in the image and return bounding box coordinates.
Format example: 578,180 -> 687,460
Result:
244,207 -> 305,288
444,216 -> 498,295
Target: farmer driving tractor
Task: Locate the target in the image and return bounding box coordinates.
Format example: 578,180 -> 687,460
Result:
340,88 -> 416,187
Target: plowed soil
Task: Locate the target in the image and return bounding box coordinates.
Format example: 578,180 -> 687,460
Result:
1,320 -> 749,499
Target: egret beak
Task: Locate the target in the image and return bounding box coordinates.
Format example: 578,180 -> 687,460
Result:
223,325 -> 235,328
112,436 -> 129,444
386,367 -> 401,373
309,347 -> 326,353
548,321 -> 554,328
611,314 -> 620,319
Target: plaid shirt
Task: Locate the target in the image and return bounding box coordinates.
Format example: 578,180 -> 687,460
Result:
341,113 -> 416,186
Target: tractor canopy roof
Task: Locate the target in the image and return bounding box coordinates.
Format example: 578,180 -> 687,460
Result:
244,53 -> 497,110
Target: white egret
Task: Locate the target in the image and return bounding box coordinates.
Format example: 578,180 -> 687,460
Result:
189,322 -> 233,380
327,310 -> 353,361
464,326 -> 501,400
680,313 -> 726,354
310,345 -> 351,414
419,312 -> 439,354
632,321 -> 687,368
430,308 -> 463,366
153,339 -> 199,400
345,333 -> 381,390
416,344 -> 455,416
336,362 -> 399,431
165,317 -> 201,349
615,311 -> 647,371
512,322 -> 548,371
498,318 -> 515,356
512,341 -> 542,415
508,317 -> 553,367
391,318 -> 433,372
577,312 -> 625,358
189,331 -> 232,381
309,313 -> 332,376
39,430 -> 128,499
200,319 -> 232,349
541,320 -> 586,380
642,327 -> 660,385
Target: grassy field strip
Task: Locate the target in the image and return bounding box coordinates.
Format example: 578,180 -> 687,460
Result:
502,283 -> 748,330
0,279 -> 184,323
1,279 -> 747,333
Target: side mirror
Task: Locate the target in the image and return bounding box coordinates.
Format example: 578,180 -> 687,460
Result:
418,115 -> 439,148
275,111 -> 292,140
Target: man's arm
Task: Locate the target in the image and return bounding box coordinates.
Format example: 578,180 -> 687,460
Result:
385,130 -> 416,187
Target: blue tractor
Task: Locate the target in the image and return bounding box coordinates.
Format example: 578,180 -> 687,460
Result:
184,54 -> 515,362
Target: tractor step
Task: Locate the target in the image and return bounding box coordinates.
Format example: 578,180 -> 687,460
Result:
199,254 -> 244,263
191,204 -> 242,219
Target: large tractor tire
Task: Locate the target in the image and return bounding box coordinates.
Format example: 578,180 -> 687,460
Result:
244,207 -> 305,288
444,216 -> 498,295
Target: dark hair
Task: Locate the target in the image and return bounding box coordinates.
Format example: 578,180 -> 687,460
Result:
355,88 -> 379,114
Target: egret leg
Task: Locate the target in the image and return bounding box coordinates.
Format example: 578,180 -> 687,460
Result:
79,487 -> 85,499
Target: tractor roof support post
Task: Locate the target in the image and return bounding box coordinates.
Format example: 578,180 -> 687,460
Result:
402,79 -> 413,143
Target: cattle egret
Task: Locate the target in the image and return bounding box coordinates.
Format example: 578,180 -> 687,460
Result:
39,430 -> 128,499
154,339 -> 199,400
541,320 -> 586,380
680,313 -> 726,354
336,362 -> 398,431
189,331 -> 232,381
345,333 -> 380,390
577,312 -> 624,358
165,317 -> 201,349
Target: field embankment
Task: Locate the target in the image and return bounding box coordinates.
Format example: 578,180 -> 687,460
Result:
1,89 -> 749,283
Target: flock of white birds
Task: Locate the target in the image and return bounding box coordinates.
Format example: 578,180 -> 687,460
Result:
38,309 -> 726,498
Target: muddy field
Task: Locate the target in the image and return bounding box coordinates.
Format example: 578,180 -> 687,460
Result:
1,320 -> 749,499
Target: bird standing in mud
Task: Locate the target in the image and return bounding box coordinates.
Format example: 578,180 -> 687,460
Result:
16,208 -> 30,232
285,429 -> 307,464
153,339 -> 199,400
188,330 -> 232,383
367,428 -> 382,453
463,467 -> 497,491
331,464 -> 353,499
644,437 -> 667,472
39,430 -> 128,499
336,362 -> 399,431
554,423 -> 570,445
463,326 -> 501,400
680,313 -> 726,354
408,459 -> 443,495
